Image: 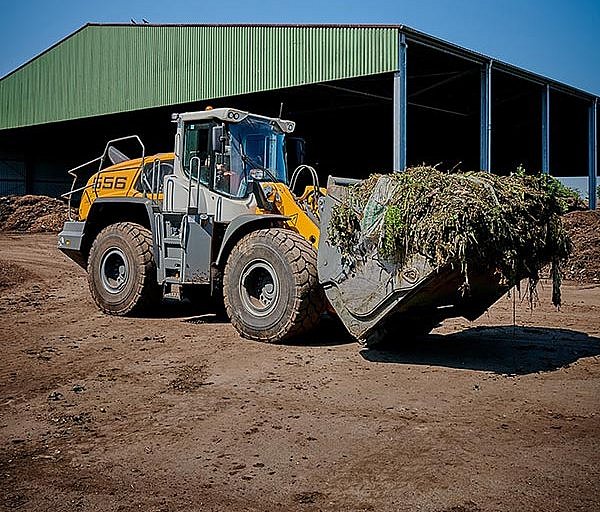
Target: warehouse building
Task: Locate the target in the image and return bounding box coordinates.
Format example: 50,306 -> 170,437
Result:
0,23 -> 597,207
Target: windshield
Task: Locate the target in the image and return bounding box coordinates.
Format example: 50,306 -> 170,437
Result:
229,117 -> 287,184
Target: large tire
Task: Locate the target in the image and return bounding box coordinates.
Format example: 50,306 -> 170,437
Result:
223,228 -> 324,343
87,222 -> 161,315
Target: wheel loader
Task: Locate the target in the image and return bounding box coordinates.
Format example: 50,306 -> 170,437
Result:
59,108 -> 508,344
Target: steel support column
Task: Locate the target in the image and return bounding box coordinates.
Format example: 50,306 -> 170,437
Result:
393,33 -> 408,172
589,99 -> 597,210
541,85 -> 550,174
480,61 -> 492,171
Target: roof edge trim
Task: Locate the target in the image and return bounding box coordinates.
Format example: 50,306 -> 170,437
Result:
0,23 -> 92,82
402,27 -> 598,100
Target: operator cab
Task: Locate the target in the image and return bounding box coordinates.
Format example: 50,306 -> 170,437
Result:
173,108 -> 296,200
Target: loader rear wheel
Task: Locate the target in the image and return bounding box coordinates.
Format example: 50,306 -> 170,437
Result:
87,222 -> 160,315
223,228 -> 324,343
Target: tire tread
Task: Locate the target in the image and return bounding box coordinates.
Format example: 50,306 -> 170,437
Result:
87,222 -> 160,315
223,228 -> 324,343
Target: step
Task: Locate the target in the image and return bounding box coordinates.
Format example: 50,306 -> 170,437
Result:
163,236 -> 182,246
163,257 -> 181,269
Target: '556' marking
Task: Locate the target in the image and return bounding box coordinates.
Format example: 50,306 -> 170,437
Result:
94,176 -> 128,190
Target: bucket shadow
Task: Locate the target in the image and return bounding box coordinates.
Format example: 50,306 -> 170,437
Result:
360,326 -> 600,375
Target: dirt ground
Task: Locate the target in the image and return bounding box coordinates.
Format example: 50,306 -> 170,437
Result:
1,233 -> 599,512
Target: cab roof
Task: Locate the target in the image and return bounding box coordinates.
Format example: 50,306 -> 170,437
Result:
172,108 -> 296,134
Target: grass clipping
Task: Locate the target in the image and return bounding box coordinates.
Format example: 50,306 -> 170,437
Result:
328,166 -> 572,306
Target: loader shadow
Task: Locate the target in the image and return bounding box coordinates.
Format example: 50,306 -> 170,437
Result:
360,326 -> 600,375
181,314 -> 225,325
284,316 -> 355,347
145,301 -> 355,343
139,298 -> 225,322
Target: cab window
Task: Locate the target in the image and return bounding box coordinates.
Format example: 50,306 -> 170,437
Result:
183,123 -> 211,186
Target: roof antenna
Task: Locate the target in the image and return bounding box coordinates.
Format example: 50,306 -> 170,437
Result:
278,102 -> 284,118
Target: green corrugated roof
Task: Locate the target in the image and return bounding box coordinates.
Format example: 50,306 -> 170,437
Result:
0,24 -> 399,130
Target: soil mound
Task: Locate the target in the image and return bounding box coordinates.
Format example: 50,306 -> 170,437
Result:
0,195 -> 71,233
562,210 -> 600,283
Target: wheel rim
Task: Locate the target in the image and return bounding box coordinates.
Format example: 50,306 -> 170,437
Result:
100,248 -> 129,294
239,259 -> 279,317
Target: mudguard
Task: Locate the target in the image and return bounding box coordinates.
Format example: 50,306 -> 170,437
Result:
215,214 -> 289,267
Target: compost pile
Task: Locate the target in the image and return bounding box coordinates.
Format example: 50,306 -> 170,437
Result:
561,210 -> 600,283
328,166 -> 572,306
0,195 -> 71,233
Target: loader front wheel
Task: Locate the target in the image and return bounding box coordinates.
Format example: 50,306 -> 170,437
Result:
223,228 -> 324,343
87,222 -> 160,315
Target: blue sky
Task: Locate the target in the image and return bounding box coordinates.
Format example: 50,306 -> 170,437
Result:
1,0 -> 599,94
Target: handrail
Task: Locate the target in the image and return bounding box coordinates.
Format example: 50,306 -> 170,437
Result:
194,159 -> 203,215
187,156 -> 201,213
150,158 -> 161,204
62,155 -> 103,220
94,135 -> 146,197
165,176 -> 175,212
61,135 -> 146,220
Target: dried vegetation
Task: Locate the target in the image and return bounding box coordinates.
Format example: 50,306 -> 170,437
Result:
328,167 -> 573,305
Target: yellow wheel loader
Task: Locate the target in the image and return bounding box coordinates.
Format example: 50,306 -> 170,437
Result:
59,108 -> 508,344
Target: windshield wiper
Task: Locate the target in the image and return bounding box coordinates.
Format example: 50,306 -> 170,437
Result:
241,153 -> 280,183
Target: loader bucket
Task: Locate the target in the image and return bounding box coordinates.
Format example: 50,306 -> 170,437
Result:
317,176 -> 510,345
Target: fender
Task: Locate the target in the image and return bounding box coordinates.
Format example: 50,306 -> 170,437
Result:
58,197 -> 157,268
86,197 -> 156,231
215,214 -> 289,267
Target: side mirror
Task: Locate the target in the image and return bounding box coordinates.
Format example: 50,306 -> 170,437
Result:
211,125 -> 224,151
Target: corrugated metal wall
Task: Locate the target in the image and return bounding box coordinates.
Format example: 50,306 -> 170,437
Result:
0,25 -> 399,130
0,159 -> 26,195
